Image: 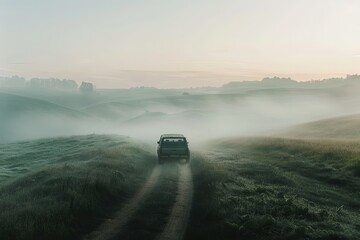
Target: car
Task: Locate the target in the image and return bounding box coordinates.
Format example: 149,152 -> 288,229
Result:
157,134 -> 190,164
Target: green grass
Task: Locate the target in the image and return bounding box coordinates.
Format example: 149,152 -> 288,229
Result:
186,153 -> 231,240
0,135 -> 135,184
277,114 -> 360,139
0,135 -> 156,240
187,138 -> 360,240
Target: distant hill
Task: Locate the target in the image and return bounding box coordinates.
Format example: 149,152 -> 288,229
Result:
0,92 -> 87,118
0,92 -> 89,143
221,75 -> 360,92
125,109 -> 208,125
126,111 -> 167,124
277,114 -> 360,139
82,102 -> 146,121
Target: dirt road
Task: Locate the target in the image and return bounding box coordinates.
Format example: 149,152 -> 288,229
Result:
83,165 -> 162,240
84,162 -> 193,240
156,164 -> 193,240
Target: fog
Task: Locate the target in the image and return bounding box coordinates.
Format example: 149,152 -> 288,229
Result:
1,78 -> 360,145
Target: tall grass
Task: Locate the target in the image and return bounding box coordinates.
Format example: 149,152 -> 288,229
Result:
187,138 -> 360,240
186,153 -> 232,240
216,137 -> 360,175
0,136 -> 156,240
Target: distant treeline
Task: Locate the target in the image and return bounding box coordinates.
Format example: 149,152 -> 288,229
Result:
1,74 -> 360,90
222,74 -> 360,90
0,76 -> 95,91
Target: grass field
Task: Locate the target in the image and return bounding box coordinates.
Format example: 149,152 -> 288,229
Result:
0,135 -> 156,240
188,137 -> 360,240
2,84 -> 360,239
277,114 -> 360,140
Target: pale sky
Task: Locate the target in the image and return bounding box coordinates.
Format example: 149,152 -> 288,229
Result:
1,0 -> 359,88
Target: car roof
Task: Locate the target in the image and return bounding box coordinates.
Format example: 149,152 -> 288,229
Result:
160,134 -> 185,138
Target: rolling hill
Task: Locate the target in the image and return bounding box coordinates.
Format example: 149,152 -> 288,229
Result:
277,114 -> 360,139
0,92 -> 87,118
0,92 -> 90,143
82,102 -> 146,121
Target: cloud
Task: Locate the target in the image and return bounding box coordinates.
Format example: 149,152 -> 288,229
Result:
0,67 -> 18,73
10,62 -> 29,65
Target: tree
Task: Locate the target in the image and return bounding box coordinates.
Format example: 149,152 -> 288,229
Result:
79,82 -> 95,93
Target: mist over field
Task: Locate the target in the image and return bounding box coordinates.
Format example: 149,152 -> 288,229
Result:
2,1 -> 360,239
1,75 -> 360,144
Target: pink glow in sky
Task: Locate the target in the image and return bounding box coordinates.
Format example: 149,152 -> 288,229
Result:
1,0 -> 359,88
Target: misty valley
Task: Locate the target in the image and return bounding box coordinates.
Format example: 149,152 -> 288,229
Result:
0,75 -> 359,240
1,75 -> 360,144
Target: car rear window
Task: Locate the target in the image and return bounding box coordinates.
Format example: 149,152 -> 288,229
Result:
161,138 -> 187,147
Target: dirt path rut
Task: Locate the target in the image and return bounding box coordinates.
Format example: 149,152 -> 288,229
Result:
156,164 -> 193,240
84,165 -> 162,240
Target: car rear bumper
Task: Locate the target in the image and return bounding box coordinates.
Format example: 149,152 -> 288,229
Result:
158,155 -> 190,159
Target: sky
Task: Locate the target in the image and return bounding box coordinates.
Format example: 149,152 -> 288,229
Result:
0,0 -> 359,88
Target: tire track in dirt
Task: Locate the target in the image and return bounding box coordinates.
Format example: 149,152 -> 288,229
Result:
156,164 -> 193,240
83,165 -> 162,240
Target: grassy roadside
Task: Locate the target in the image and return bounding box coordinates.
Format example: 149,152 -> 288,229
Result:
0,135 -> 156,240
187,138 -> 360,240
186,153 -> 231,240
114,163 -> 179,240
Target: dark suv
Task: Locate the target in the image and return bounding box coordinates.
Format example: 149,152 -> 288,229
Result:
157,134 -> 190,164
